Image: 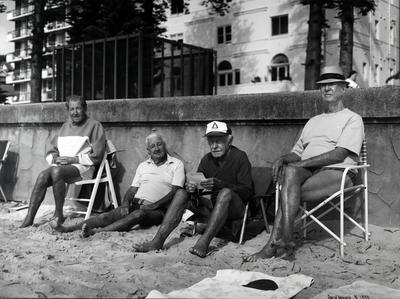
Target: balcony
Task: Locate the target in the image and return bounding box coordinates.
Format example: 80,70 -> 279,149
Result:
6,48 -> 32,62
44,21 -> 72,33
42,67 -> 54,79
6,70 -> 31,84
7,5 -> 34,21
7,27 -> 31,42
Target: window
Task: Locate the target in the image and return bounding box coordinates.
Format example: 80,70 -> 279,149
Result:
362,62 -> 367,79
270,54 -> 289,81
390,21 -> 395,44
271,15 -> 288,36
374,64 -> 379,84
217,25 -> 231,44
234,69 -> 240,84
218,61 -> 240,86
374,20 -> 379,39
170,33 -> 183,51
171,0 -> 184,15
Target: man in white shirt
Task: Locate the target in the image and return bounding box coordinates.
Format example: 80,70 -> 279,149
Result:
244,66 -> 364,261
50,132 -> 186,237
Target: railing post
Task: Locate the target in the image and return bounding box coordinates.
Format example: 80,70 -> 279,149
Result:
138,32 -> 143,98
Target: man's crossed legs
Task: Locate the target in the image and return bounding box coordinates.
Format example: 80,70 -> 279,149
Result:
132,188 -> 244,258
244,166 -> 353,262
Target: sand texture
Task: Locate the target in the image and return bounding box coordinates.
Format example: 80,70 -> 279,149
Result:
0,202 -> 399,298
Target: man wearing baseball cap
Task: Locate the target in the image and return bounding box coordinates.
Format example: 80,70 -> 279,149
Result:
245,65 -> 365,261
133,121 -> 253,257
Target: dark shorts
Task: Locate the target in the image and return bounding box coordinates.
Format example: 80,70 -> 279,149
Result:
311,167 -> 357,185
127,198 -> 167,216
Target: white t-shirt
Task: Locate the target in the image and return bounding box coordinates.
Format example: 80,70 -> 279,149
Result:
291,108 -> 364,166
131,155 -> 185,203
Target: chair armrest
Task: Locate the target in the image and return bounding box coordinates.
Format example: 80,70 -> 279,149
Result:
323,164 -> 370,170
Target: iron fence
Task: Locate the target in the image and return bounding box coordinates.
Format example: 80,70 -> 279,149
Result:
52,33 -> 217,101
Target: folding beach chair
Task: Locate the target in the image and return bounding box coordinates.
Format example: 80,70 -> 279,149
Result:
66,140 -> 119,219
0,140 -> 11,202
238,167 -> 272,244
275,140 -> 370,257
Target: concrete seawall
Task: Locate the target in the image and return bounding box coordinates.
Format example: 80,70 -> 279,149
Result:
0,86 -> 399,226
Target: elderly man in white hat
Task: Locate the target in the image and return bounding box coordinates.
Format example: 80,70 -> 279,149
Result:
245,65 -> 365,261
133,121 -> 253,257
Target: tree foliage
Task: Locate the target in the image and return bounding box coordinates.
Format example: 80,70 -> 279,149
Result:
299,0 -> 375,89
330,0 -> 376,76
66,0 -> 230,42
0,2 -> 6,13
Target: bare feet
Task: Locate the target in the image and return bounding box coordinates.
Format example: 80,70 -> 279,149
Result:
189,239 -> 209,258
49,220 -> 66,232
20,218 -> 33,228
242,244 -> 277,262
80,223 -> 94,238
132,240 -> 162,252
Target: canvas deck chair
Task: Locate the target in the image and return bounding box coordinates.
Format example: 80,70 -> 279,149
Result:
66,140 -> 119,219
238,167 -> 272,244
0,140 -> 11,202
275,140 -> 370,257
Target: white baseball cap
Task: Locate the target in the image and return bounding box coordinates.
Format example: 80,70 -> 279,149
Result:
205,121 -> 232,137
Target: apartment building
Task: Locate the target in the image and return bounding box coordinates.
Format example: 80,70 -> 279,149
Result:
163,0 -> 400,94
5,0 -> 70,103
5,0 -> 400,102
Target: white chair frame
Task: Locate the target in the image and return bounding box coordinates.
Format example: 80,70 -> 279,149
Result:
275,140 -> 370,257
66,140 -> 119,219
0,140 -> 11,202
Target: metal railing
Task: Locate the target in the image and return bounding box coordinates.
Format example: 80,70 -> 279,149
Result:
9,4 -> 34,18
8,27 -> 31,39
11,69 -> 32,81
52,33 -> 217,101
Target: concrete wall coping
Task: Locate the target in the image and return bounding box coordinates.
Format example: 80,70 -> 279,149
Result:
0,86 -> 399,125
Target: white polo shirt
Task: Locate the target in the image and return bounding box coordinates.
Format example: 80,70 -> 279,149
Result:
131,155 -> 185,203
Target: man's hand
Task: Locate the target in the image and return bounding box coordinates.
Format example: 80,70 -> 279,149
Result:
185,181 -> 198,193
199,177 -> 223,190
55,156 -> 79,165
272,158 -> 284,183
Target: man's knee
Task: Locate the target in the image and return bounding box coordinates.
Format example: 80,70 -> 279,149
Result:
173,188 -> 188,203
216,188 -> 232,204
36,168 -> 51,186
283,165 -> 306,183
50,166 -> 63,181
174,189 -> 189,201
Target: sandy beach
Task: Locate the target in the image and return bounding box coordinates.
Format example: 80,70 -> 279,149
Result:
0,202 -> 399,298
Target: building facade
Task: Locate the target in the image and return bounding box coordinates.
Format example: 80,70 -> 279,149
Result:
5,0 -> 70,103
163,0 -> 400,94
5,0 -> 400,102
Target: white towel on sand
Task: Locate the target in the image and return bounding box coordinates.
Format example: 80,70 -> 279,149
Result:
146,269 -> 313,298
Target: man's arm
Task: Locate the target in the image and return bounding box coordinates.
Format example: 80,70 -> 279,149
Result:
272,152 -> 301,182
200,153 -> 253,202
140,186 -> 181,210
289,147 -> 351,168
121,186 -> 138,207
